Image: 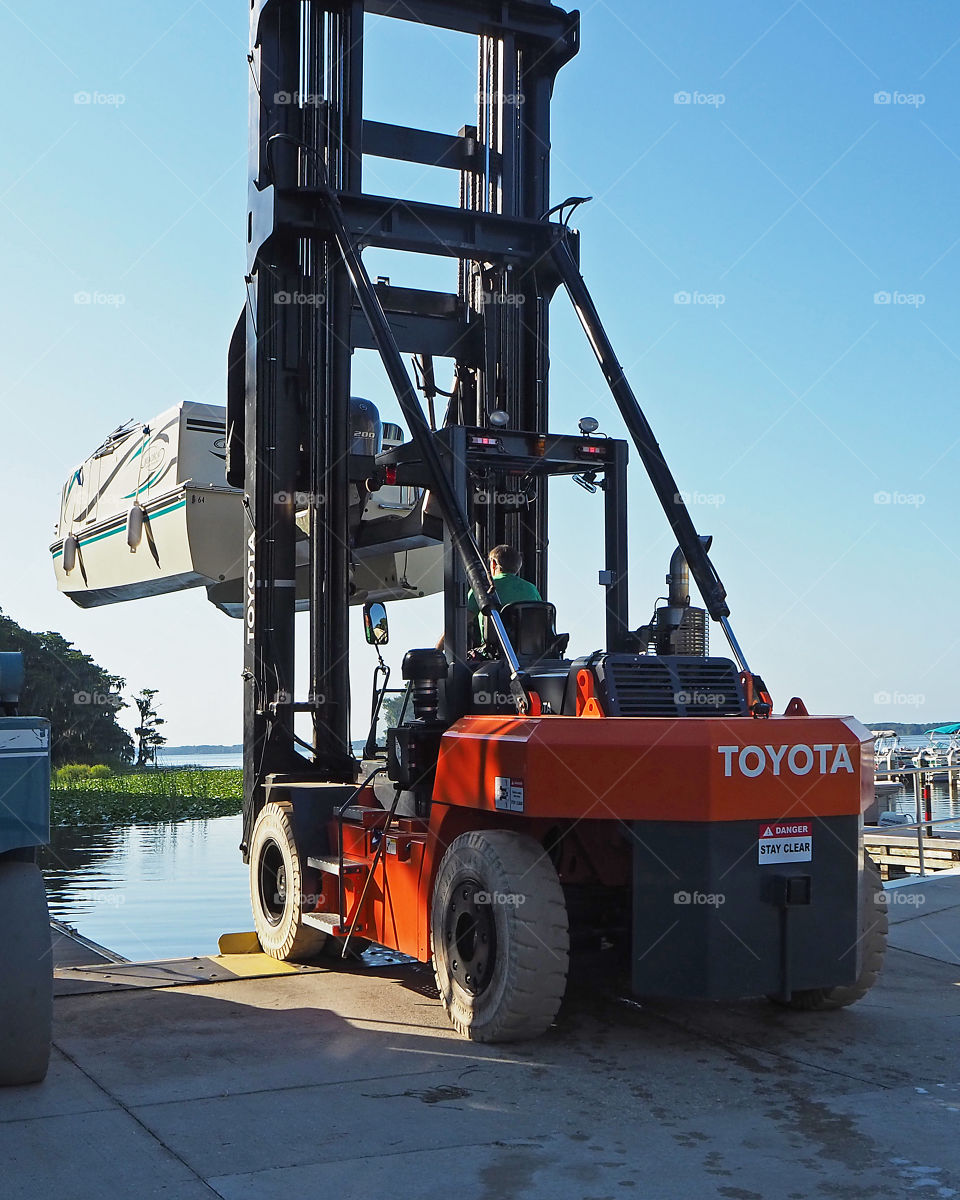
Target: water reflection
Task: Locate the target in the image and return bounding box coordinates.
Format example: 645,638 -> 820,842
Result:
875,776 -> 960,833
40,816 -> 251,962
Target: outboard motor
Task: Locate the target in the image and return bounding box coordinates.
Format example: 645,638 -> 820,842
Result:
349,396 -> 383,534
350,397 -> 383,456
381,421 -> 404,450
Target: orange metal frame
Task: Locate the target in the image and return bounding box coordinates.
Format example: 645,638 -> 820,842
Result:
316,712 -> 873,964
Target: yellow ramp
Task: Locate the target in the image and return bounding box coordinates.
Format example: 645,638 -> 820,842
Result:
217,931 -> 262,955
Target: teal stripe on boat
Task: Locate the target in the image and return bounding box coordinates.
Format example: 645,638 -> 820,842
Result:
122,464 -> 164,499
52,499 -> 187,559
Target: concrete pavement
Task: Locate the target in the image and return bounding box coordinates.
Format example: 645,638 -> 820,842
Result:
4,875 -> 960,1199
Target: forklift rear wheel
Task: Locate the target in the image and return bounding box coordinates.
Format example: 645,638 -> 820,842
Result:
0,860 -> 53,1085
249,804 -> 327,962
431,830 -> 569,1042
774,852 -> 887,1012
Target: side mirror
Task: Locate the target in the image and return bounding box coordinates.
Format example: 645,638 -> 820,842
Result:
363,602 -> 389,646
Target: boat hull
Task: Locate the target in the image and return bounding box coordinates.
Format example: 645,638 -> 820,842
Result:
51,401 -> 443,613
51,486 -> 242,608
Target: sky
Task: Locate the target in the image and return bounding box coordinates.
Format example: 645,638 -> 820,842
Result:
1,1 -> 958,746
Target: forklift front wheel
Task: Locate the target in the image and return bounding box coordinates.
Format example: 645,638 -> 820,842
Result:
249,804 -> 328,962
431,830 -> 569,1042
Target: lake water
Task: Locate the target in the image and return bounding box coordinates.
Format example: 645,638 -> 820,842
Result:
41,816 -> 251,961
876,778 -> 960,832
873,734 -> 960,832
40,745 -> 358,959
155,746 -> 364,768
156,749 -> 243,769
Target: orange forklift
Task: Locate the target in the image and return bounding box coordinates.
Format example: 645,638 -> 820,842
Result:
235,0 -> 885,1041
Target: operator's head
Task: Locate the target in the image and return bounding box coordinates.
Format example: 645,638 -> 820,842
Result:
489,544 -> 521,576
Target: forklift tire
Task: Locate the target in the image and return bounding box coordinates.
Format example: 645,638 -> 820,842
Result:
249,803 -> 328,962
0,861 -> 53,1086
431,830 -> 569,1042
773,852 -> 887,1012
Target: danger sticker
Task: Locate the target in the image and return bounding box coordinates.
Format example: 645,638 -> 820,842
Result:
494,776 -> 524,813
758,820 -> 812,864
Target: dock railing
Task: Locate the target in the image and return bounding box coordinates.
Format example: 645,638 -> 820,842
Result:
874,763 -> 960,877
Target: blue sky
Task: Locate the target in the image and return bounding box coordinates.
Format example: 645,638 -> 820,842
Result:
1,1 -> 958,744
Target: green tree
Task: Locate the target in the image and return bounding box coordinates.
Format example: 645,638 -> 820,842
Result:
0,609 -> 134,766
133,687 -> 166,767
380,692 -> 407,728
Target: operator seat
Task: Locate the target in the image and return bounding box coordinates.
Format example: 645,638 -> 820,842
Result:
470,601 -> 571,715
485,601 -> 569,663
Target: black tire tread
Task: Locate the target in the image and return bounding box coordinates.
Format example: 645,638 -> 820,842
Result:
249,803 -> 328,962
431,829 -> 569,1042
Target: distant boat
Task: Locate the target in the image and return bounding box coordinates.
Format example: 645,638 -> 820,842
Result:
872,729 -> 949,772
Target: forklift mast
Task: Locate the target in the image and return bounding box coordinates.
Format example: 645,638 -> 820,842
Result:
228,1 -> 882,1041
238,0 -> 740,852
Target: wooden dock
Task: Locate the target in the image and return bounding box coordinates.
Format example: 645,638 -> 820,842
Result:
864,829 -> 960,879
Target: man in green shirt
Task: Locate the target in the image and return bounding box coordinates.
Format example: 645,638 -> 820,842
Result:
467,544 -> 542,644
436,544 -> 542,651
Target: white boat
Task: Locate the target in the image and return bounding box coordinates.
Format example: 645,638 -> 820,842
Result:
872,730 -> 924,773
50,403 -> 442,616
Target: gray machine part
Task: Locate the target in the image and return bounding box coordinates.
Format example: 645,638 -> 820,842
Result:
0,652 -> 53,1086
0,862 -> 53,1085
632,816 -> 861,1001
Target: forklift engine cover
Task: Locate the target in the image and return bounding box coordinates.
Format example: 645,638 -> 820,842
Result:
433,714 -> 872,1000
